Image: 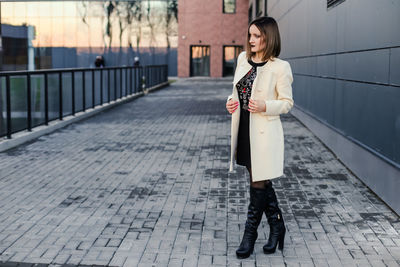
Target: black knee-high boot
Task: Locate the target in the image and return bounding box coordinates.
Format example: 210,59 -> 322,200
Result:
236,187 -> 266,258
263,182 -> 286,254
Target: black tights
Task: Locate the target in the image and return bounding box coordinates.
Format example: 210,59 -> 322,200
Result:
246,166 -> 271,189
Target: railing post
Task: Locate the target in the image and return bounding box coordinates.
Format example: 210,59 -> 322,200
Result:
141,66 -> 146,93
149,67 -> 151,87
135,67 -> 138,94
82,71 -> 86,112
44,73 -> 48,125
108,69 -> 110,103
6,75 -> 11,139
59,72 -> 63,120
100,69 -> 103,105
147,66 -> 149,88
72,71 -> 75,116
92,69 -> 95,109
114,69 -> 117,100
130,68 -> 133,95
125,67 -> 128,97
120,67 -> 122,98
27,73 -> 32,131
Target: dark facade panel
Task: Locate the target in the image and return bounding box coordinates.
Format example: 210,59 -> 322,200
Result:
292,73 -> 400,165
390,47 -> 400,85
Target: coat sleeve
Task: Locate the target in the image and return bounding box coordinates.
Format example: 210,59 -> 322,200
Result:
262,61 -> 294,116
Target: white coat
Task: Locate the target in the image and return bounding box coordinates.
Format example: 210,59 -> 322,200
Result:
228,51 -> 294,181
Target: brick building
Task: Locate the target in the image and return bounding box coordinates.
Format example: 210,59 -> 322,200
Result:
177,0 -> 250,77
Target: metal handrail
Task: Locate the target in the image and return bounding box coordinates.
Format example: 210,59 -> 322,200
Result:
0,64 -> 168,139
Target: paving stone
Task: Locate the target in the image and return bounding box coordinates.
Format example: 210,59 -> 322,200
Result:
0,78 -> 399,267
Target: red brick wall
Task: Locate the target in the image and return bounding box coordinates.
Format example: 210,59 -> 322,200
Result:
178,0 -> 249,77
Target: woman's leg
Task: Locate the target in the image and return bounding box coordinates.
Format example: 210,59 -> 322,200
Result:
247,167 -> 270,189
263,180 -> 286,254
246,167 -> 286,254
235,167 -> 265,258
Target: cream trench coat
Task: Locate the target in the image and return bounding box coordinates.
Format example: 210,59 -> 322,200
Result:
228,51 -> 294,181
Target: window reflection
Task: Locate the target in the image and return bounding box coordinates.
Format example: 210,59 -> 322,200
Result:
223,46 -> 243,77
191,46 -> 210,76
63,2 -> 78,17
63,18 -> 77,47
1,1 -> 178,72
36,18 -> 52,47
14,2 -> 27,17
223,0 -> 236,13
26,3 -> 40,18
51,16 -> 64,47
50,2 -> 64,17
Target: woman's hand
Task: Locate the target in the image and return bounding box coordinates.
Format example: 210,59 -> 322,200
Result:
248,99 -> 266,113
226,99 -> 239,114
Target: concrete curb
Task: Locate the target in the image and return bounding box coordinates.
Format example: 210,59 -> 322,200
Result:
0,81 -> 170,152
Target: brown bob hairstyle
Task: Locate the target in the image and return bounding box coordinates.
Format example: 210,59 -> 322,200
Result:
246,16 -> 281,62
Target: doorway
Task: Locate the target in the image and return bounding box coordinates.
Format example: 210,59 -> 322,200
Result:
223,46 -> 243,77
190,46 -> 210,76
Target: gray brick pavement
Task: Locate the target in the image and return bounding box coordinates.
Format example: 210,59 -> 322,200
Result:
0,78 -> 399,267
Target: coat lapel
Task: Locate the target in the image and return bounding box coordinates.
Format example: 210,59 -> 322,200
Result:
233,58 -> 274,87
232,61 -> 252,86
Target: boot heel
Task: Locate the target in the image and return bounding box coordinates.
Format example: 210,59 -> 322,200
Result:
278,233 -> 285,250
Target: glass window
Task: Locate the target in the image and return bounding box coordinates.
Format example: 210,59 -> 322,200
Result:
63,2 -> 78,17
63,18 -> 77,47
191,46 -> 210,77
50,1 -> 64,17
26,3 -> 40,18
223,0 -> 236,14
223,46 -> 243,77
248,5 -> 253,22
327,0 -> 345,8
13,2 -> 27,18
51,16 -> 64,47
1,0 -> 178,71
256,0 -> 263,17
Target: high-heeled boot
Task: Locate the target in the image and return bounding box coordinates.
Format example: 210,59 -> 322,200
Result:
236,187 -> 266,258
263,182 -> 286,254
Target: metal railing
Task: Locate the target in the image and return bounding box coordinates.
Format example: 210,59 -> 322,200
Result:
0,64 -> 168,139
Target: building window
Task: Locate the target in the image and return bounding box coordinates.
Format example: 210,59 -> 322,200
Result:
327,0 -> 345,8
0,1 -> 179,71
223,0 -> 236,14
190,46 -> 210,76
256,0 -> 263,17
223,46 -> 243,77
248,4 -> 253,22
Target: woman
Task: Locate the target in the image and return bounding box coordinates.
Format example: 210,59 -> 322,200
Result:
226,16 -> 294,259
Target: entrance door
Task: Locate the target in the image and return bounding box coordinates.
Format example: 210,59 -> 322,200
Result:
190,46 -> 210,76
223,46 -> 243,77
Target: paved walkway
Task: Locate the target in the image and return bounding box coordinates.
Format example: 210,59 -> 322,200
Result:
0,78 -> 399,267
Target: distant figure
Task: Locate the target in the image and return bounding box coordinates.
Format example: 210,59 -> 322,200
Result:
133,56 -> 140,67
94,56 -> 105,68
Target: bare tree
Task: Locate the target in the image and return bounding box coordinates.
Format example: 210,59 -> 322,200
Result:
105,1 -> 116,52
78,1 -> 92,59
165,0 -> 177,64
115,3 -> 129,64
146,0 -> 158,62
125,1 -> 143,58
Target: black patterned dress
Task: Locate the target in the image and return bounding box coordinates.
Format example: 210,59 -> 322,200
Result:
236,59 -> 268,168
